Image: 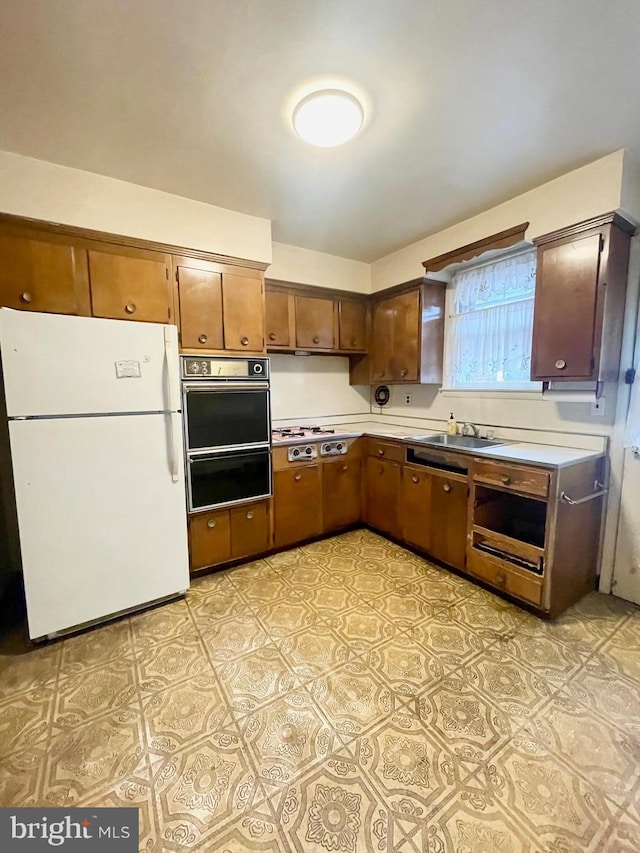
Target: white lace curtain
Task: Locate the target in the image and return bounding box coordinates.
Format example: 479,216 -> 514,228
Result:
445,249 -> 538,389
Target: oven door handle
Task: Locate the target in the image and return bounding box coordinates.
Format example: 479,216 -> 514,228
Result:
182,382 -> 269,392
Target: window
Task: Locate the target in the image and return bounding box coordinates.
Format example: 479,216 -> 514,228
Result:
444,248 -> 539,390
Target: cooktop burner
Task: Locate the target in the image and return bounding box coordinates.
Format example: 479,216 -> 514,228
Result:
272,425 -> 337,441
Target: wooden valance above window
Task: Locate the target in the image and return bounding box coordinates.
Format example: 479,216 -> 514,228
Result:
422,222 -> 530,274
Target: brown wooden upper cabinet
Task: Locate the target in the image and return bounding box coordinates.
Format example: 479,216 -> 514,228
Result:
0,232 -> 91,316
176,262 -> 265,354
265,288 -> 291,347
338,300 -> 367,351
89,246 -> 172,323
295,295 -> 335,349
531,213 -> 634,383
369,281 -> 445,384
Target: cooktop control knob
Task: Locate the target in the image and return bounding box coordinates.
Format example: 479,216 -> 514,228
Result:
336,442 -> 344,453
292,447 -> 300,458
305,446 -> 312,455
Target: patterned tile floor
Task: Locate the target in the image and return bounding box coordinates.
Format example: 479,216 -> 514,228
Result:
1,529 -> 640,852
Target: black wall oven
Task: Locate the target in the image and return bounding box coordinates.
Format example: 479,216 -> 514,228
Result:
181,356 -> 272,512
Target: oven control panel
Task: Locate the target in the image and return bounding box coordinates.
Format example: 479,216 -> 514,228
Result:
320,441 -> 347,456
288,444 -> 317,462
182,356 -> 269,379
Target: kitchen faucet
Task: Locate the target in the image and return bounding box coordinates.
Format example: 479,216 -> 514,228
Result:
461,422 -> 481,437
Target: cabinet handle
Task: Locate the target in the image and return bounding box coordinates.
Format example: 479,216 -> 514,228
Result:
125,303 -> 137,314
207,519 -> 216,529
443,483 -> 451,493
341,464 -> 348,472
500,475 -> 511,485
400,368 -> 407,377
20,291 -> 33,304
246,510 -> 254,520
495,571 -> 506,586
378,449 -> 385,456
350,338 -> 357,347
240,336 -> 249,346
412,475 -> 419,484
294,473 -> 302,481
378,371 -> 385,378
554,359 -> 566,370
268,333 -> 276,341
198,334 -> 208,344
313,336 -> 320,344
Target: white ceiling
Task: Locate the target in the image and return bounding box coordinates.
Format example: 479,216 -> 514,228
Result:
1,0 -> 640,262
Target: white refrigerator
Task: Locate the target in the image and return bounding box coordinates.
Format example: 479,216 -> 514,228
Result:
0,309 -> 190,640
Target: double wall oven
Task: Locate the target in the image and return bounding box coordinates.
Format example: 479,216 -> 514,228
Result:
181,356 -> 271,512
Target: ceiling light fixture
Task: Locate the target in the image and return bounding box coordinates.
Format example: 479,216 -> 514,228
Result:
292,89 -> 364,147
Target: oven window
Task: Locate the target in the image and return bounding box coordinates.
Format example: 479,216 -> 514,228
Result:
185,389 -> 269,450
189,449 -> 272,510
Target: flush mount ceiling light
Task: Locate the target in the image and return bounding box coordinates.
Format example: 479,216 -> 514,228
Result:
292,89 -> 364,147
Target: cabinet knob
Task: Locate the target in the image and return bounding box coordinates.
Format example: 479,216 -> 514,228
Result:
412,475 -> 419,484
400,368 -> 407,377
350,338 -> 357,347
341,464 -> 348,472
443,483 -> 451,493
294,473 -> 302,481
554,359 -> 566,370
268,333 -> 276,341
20,291 -> 33,304
500,475 -> 511,485
313,336 -> 320,344
246,510 -> 254,520
198,334 -> 208,344
495,571 -> 506,586
207,519 -> 216,529
240,336 -> 249,346
378,449 -> 385,456
378,371 -> 385,378
125,303 -> 136,314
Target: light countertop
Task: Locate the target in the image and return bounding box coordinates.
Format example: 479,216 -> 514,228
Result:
272,421 -> 605,468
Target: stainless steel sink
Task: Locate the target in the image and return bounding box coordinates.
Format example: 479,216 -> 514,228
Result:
409,434 -> 506,449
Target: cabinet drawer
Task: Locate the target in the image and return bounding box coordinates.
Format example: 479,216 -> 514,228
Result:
189,509 -> 231,571
367,439 -> 403,462
473,460 -> 549,498
467,549 -> 543,607
230,500 -> 270,559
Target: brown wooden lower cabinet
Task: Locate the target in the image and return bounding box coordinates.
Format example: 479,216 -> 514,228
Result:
230,500 -> 270,560
323,458 -> 362,532
429,472 -> 468,571
274,465 -> 322,548
400,465 -> 432,552
189,509 -> 232,572
188,499 -> 270,572
365,456 -> 401,538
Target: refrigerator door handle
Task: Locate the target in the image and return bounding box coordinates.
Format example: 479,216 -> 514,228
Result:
164,326 -> 180,413
169,412 -> 182,483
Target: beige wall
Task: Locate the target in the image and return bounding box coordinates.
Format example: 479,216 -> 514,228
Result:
0,151 -> 272,264
270,354 -> 369,422
371,150 -> 626,290
269,242 -> 371,293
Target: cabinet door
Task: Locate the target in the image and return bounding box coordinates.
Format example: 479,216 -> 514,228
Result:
338,301 -> 367,351
323,458 -> 362,532
230,500 -> 270,559
531,233 -> 602,380
274,465 -> 322,548
88,249 -> 172,323
401,467 -> 432,552
0,233 -> 91,316
222,273 -> 265,352
189,510 -> 231,571
265,289 -> 291,347
390,290 -> 419,381
177,267 -> 223,350
365,457 -> 401,538
429,473 -> 468,570
295,295 -> 335,349
370,298 -> 394,382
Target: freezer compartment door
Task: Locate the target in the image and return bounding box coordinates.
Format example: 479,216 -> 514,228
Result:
0,309 -> 179,417
9,414 -> 189,639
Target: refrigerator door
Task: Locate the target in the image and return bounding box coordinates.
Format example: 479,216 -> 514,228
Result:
0,309 -> 179,417
9,413 -> 189,639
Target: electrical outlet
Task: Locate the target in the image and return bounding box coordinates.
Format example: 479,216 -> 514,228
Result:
405,394 -> 412,405
591,397 -> 605,417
